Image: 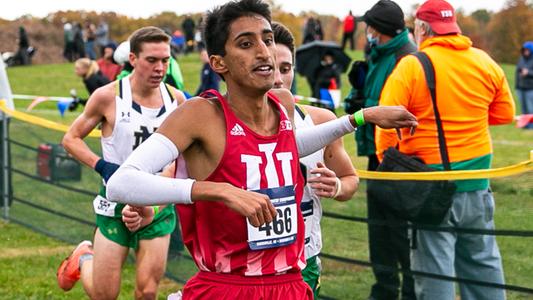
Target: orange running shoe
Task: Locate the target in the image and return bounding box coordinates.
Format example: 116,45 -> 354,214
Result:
56,240 -> 93,291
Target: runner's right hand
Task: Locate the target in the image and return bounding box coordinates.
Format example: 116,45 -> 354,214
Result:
191,182 -> 277,227
222,184 -> 277,227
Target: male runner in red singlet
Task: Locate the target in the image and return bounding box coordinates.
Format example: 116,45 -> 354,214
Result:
107,0 -> 417,298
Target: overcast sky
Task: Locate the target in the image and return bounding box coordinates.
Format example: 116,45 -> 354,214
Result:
0,0 -> 506,20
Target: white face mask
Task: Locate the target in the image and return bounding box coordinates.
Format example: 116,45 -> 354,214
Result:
367,33 -> 379,46
366,29 -> 379,46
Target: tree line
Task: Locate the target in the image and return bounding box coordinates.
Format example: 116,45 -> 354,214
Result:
0,0 -> 531,64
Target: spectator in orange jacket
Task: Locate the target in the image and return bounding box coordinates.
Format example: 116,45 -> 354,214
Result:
376,0 -> 515,299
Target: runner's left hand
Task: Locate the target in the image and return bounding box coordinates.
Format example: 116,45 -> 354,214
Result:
308,162 -> 338,198
363,106 -> 418,132
122,205 -> 155,232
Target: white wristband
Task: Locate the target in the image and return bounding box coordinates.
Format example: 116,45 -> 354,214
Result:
332,177 -> 342,199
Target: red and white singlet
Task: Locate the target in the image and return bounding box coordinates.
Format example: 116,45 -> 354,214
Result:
176,90 -> 306,276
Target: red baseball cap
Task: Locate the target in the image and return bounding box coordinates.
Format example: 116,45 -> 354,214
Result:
416,0 -> 461,35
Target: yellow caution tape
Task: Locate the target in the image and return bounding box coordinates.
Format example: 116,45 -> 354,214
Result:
356,151 -> 533,180
1,100 -> 531,180
0,100 -> 101,138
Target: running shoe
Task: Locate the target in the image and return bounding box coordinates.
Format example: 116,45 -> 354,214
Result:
56,240 -> 93,291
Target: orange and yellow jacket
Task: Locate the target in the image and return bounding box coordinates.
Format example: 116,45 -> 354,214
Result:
376,34 -> 515,165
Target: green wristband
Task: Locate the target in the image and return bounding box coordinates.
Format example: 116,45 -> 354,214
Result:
353,109 -> 365,127
152,206 -> 160,216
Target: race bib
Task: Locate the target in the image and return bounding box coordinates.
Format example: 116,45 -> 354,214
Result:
93,195 -> 117,217
247,186 -> 298,250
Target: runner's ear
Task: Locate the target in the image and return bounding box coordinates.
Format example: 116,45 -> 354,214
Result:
210,55 -> 227,75
129,52 -> 137,68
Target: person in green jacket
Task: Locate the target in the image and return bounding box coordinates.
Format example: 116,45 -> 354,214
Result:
344,1 -> 417,299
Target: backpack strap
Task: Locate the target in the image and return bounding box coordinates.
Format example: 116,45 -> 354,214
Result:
395,41 -> 416,63
412,52 -> 451,170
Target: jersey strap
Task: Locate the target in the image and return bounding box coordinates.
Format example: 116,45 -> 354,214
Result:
295,104 -> 307,120
164,83 -> 176,102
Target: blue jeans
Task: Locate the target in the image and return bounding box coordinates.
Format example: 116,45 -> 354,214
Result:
516,89 -> 533,129
411,189 -> 505,300
85,40 -> 96,60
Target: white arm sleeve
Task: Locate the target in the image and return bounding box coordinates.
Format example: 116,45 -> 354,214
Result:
106,133 -> 195,206
296,115 -> 355,157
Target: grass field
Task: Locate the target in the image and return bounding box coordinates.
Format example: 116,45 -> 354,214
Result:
1,49 -> 532,300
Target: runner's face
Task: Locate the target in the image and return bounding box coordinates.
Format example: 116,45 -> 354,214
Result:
222,15 -> 275,92
130,42 -> 170,88
273,44 -> 294,90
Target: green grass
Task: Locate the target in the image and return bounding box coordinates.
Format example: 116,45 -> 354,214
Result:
0,221 -> 182,300
2,50 -> 532,299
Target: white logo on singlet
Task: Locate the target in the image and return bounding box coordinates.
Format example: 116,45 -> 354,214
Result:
280,120 -> 292,131
241,143 -> 293,189
230,124 -> 246,136
241,142 -> 297,250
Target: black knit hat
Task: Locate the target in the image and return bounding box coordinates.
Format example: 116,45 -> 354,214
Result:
363,0 -> 405,37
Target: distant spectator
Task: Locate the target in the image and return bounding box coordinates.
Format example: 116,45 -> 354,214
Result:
341,10 -> 356,50
73,22 -> 86,59
75,58 -> 110,95
303,17 -> 317,44
312,52 -> 341,104
63,22 -> 75,62
95,19 -> 109,57
182,15 -> 195,54
315,19 -> 324,41
171,30 -> 186,56
97,42 -> 122,81
195,45 -> 220,95
194,17 -> 203,51
14,26 -> 30,65
516,41 -> 533,129
85,22 -> 97,60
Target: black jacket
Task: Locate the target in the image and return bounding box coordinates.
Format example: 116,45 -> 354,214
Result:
516,55 -> 533,90
19,28 -> 29,48
312,63 -> 340,99
83,71 -> 110,95
196,63 -> 220,95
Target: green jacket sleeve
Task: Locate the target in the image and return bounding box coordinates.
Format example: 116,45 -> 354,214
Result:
165,57 -> 185,91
